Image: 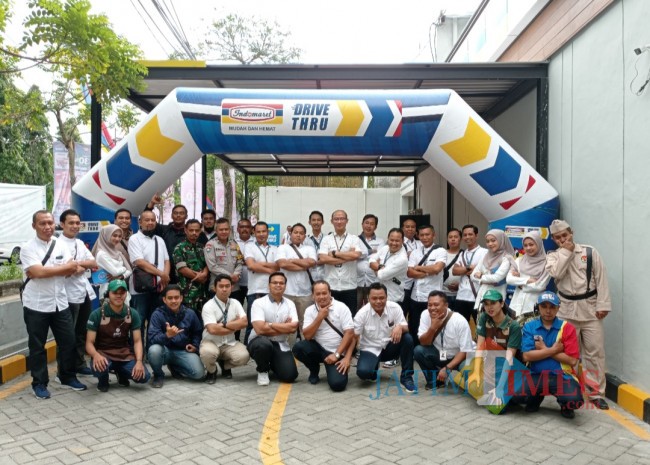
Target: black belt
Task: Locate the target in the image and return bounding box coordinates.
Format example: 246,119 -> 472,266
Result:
558,289 -> 597,301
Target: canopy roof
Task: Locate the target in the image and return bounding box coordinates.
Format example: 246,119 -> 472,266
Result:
127,61 -> 547,176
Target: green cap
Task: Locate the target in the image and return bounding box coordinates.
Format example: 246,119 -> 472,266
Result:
108,279 -> 128,292
481,289 -> 503,302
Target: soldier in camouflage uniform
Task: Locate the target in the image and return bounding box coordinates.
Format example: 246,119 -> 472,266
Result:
173,219 -> 209,317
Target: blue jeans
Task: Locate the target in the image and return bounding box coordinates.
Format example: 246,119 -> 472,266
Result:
514,371 -> 584,410
414,344 -> 451,384
91,359 -> 151,384
357,333 -> 414,383
293,339 -> 348,392
147,345 -> 205,380
131,292 -> 161,337
23,306 -> 76,387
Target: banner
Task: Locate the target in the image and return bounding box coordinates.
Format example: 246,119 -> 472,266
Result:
53,141 -> 91,220
180,160 -> 202,219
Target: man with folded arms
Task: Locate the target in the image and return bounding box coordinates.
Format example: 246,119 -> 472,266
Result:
293,281 -> 354,391
247,272 -> 299,386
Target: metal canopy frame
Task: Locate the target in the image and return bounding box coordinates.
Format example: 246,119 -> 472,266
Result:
119,62 -> 548,178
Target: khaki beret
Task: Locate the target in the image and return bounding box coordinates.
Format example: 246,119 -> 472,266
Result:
549,219 -> 571,234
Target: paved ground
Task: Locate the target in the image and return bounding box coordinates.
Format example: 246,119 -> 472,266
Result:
1,361 -> 649,465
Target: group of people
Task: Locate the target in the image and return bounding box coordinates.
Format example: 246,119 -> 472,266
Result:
20,202 -> 611,417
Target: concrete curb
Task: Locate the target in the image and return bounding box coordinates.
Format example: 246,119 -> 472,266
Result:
606,373 -> 650,424
0,341 -> 56,384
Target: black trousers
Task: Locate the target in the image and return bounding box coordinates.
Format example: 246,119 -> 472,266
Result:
23,306 -> 76,387
68,295 -> 92,370
247,336 -> 298,382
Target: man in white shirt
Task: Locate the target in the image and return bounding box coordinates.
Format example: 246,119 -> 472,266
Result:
401,217 -> 422,305
356,214 -> 386,310
292,281 -> 355,391
247,272 -> 299,386
21,210 -> 87,399
407,225 -> 447,345
306,211 -> 326,281
318,210 -> 364,316
414,290 -> 474,390
128,210 -> 171,330
235,218 -> 254,304
276,223 -> 317,342
244,221 -> 279,344
200,274 -> 250,384
59,209 -> 97,376
369,228 -> 408,306
452,224 -> 488,324
354,283 -> 416,393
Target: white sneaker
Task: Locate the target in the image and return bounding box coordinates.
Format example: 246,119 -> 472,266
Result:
257,371 -> 270,386
383,359 -> 399,368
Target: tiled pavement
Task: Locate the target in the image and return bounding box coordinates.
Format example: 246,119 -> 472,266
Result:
1,361 -> 649,465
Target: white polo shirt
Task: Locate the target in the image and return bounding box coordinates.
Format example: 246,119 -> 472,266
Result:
369,245 -> 408,303
303,299 -> 354,353
201,296 -> 246,347
402,237 -> 422,291
318,232 -> 365,291
306,233 -> 325,281
408,244 -> 447,302
249,295 -> 298,351
21,237 -> 71,312
236,237 -> 254,286
354,301 -> 407,356
127,231 -> 169,295
357,234 -> 386,287
276,243 -> 317,297
418,310 -> 475,357
244,242 -> 277,295
456,246 -> 488,302
60,235 -> 95,303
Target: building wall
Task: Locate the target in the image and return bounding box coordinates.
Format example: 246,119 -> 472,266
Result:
548,0 -> 650,389
258,187 -> 402,240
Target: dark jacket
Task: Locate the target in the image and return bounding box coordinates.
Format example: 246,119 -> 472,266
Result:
147,304 -> 202,351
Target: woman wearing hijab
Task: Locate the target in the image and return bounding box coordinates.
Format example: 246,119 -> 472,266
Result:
506,231 -> 551,317
472,229 -> 516,311
94,224 -> 132,303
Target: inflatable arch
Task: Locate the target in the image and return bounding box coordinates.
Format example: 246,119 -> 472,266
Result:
73,88 -> 559,248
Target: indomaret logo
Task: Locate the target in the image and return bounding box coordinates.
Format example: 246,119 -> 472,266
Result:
222,103 -> 283,125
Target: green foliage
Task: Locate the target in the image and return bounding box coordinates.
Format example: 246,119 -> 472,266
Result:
0,261 -> 22,282
13,0 -> 147,105
202,13 -> 301,64
0,75 -> 53,207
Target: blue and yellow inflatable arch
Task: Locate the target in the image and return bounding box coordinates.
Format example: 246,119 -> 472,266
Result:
73,89 -> 558,247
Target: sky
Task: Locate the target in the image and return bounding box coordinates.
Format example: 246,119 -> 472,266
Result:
5,0 -> 479,137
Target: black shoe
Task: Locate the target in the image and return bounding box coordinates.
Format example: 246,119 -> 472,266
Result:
591,398 -> 609,410
117,374 -> 130,387
97,382 -> 109,393
308,369 -> 320,385
168,366 -> 183,380
152,376 -> 164,388
222,369 -> 232,379
525,402 -> 541,413
561,408 -> 575,419
425,382 -> 434,391
205,371 -> 217,385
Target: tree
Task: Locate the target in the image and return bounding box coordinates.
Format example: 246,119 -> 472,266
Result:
193,13 -> 301,220
1,0 -> 146,106
202,14 -> 301,65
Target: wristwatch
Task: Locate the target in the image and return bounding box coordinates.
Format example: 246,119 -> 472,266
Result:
334,352 -> 341,360
332,251 -> 337,258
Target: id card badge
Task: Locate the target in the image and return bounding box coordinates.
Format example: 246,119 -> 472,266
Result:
439,350 -> 447,361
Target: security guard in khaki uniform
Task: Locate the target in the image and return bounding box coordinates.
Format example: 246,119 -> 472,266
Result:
204,218 -> 244,298
545,219 -> 611,410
